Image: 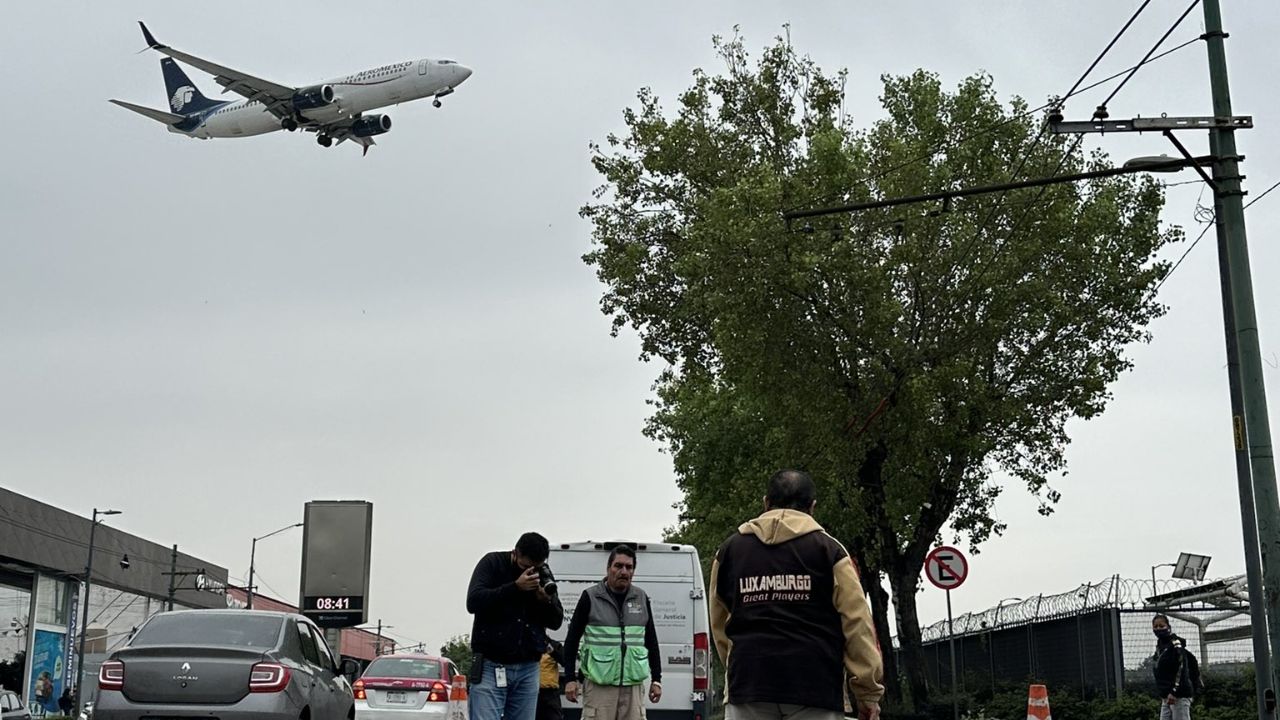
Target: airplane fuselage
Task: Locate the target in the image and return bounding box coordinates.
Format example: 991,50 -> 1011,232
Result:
175,58 -> 468,139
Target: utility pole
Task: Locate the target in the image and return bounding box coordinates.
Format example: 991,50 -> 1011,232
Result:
1210,125 -> 1274,720
1201,6 -> 1280,712
167,545 -> 178,611
376,619 -> 383,656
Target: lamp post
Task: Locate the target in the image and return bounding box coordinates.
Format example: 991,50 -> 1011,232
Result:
247,523 -> 302,610
74,508 -> 121,717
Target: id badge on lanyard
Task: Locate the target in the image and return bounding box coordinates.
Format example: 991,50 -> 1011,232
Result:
495,665 -> 508,688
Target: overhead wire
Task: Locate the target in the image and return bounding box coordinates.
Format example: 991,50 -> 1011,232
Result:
813,36 -> 1201,206
1096,0 -> 1203,110
1151,174 -> 1280,293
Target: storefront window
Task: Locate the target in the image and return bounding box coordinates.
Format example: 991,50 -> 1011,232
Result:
0,584 -> 32,699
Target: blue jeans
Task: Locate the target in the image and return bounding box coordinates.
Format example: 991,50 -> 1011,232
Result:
470,660 -> 539,720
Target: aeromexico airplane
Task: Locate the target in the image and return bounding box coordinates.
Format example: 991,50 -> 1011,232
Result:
111,22 -> 472,154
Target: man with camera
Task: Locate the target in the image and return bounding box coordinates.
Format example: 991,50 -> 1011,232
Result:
467,532 -> 565,720
562,545 -> 663,720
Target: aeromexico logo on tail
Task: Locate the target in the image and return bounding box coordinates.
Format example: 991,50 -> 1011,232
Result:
170,85 -> 196,113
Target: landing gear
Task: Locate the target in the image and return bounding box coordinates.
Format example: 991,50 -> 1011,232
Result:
281,118 -> 299,132
433,98 -> 442,109
317,135 -> 333,148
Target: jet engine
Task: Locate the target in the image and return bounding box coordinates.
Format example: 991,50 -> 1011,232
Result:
292,84 -> 336,110
351,114 -> 392,138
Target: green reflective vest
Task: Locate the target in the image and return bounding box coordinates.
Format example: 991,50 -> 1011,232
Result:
579,582 -> 652,686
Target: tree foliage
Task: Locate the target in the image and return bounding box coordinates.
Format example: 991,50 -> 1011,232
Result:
582,30 -> 1177,707
439,634 -> 474,676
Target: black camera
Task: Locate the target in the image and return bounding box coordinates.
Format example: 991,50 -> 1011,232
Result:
536,564 -> 558,594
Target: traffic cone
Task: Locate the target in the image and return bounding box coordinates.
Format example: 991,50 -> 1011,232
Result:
448,674 -> 469,720
1026,684 -> 1051,720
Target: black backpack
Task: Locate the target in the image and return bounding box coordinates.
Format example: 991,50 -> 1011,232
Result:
1186,648 -> 1204,693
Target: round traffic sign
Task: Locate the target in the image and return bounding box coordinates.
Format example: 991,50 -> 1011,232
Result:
925,545 -> 968,590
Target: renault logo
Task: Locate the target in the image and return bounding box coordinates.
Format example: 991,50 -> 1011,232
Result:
181,662 -> 191,672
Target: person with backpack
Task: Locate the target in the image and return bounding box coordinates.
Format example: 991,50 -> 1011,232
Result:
1152,614 -> 1202,720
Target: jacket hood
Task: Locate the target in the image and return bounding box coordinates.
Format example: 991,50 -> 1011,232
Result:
738,508 -> 824,545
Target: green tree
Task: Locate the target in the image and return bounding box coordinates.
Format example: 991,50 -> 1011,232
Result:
440,634 -> 474,676
581,31 -> 1176,709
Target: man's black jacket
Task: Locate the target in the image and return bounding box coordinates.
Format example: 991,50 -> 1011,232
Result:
467,550 -> 565,664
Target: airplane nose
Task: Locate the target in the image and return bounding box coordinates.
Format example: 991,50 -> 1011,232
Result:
456,65 -> 473,84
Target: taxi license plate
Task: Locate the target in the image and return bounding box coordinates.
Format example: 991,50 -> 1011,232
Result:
387,691 -> 407,704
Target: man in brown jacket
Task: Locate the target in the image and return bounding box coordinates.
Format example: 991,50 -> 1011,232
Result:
710,469 -> 884,720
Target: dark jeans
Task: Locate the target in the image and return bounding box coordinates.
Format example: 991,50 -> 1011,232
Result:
537,687 -> 563,720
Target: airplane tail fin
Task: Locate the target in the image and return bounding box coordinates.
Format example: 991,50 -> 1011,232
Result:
161,58 -> 220,115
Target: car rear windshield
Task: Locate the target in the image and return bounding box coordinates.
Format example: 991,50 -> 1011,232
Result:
364,657 -> 442,679
131,614 -> 283,649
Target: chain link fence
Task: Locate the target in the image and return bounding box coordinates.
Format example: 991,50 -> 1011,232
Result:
917,575 -> 1254,699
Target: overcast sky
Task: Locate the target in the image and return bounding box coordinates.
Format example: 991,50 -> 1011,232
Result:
2,1 -> 1278,651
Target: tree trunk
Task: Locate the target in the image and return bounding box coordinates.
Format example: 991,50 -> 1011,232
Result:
864,569 -> 902,705
890,570 -> 931,710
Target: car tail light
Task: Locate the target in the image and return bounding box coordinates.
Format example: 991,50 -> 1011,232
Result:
249,662 -> 291,693
427,680 -> 449,702
99,660 -> 125,690
693,632 -> 709,691
353,679 -> 366,700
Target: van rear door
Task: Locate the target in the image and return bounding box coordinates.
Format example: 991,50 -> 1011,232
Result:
639,552 -> 699,720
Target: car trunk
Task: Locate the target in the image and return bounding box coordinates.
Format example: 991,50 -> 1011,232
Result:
360,676 -> 445,711
115,645 -> 267,704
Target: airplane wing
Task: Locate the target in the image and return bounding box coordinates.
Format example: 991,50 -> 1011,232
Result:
138,21 -> 299,119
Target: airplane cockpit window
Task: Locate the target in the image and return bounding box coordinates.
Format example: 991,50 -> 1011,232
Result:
439,59 -> 457,65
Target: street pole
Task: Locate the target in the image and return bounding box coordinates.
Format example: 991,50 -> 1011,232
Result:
247,522 -> 303,611
75,508 -> 120,718
247,537 -> 258,610
1203,1 -> 1280,710
376,619 -> 383,656
1210,125 -> 1274,720
946,591 -> 957,720
167,545 -> 178,611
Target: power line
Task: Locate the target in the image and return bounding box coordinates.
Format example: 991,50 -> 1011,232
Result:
1062,0 -> 1155,100
1154,218 -> 1216,294
812,36 -> 1201,207
1097,0 -> 1202,111
1244,179 -> 1280,210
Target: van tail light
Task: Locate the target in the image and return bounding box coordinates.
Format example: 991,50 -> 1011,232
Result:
427,681 -> 450,702
99,660 -> 125,690
249,662 -> 292,693
693,632 -> 709,691
353,679 -> 366,700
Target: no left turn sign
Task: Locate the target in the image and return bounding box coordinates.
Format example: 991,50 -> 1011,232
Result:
925,545 -> 968,590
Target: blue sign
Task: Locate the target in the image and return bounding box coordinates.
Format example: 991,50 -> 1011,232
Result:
29,629 -> 66,714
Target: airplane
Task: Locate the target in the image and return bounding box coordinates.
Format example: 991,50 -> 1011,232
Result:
110,22 -> 472,154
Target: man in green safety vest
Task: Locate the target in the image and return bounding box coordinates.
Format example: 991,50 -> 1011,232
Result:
562,545 -> 663,720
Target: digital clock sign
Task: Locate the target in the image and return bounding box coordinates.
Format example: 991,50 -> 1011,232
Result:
303,595 -> 365,627
300,501 -> 374,629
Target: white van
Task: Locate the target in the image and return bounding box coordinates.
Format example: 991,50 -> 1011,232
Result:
547,541 -> 711,720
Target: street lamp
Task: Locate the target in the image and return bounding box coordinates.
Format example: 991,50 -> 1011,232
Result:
247,523 -> 303,610
75,508 -> 121,717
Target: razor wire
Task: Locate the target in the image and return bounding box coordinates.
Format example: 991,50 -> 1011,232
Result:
919,575 -> 1245,642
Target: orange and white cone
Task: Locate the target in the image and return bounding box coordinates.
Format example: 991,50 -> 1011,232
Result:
448,674 -> 469,720
1026,684 -> 1051,720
